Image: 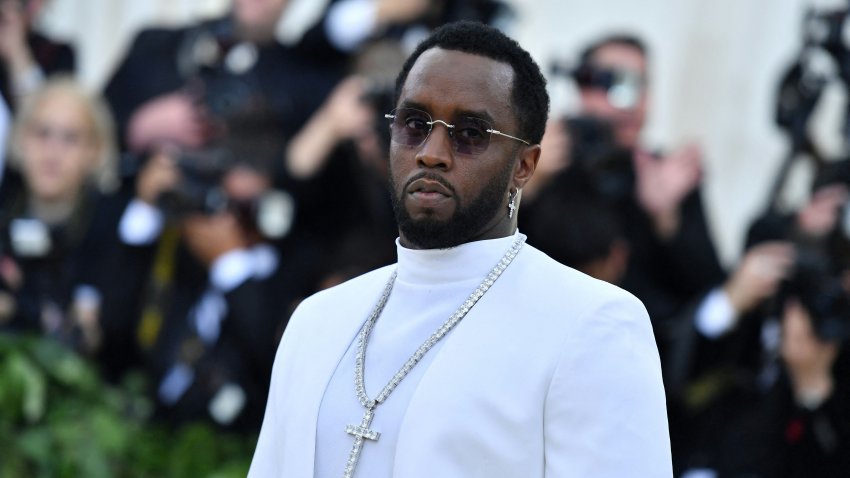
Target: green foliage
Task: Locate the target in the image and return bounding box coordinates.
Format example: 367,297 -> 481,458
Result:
0,334 -> 254,478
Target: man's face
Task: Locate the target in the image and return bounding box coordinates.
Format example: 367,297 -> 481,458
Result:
579,43 -> 648,150
389,48 -> 523,249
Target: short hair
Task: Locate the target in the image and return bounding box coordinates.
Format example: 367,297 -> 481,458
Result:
10,76 -> 118,193
394,21 -> 549,145
577,34 -> 648,69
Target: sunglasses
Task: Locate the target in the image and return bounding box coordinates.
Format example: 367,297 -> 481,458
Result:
385,107 -> 530,156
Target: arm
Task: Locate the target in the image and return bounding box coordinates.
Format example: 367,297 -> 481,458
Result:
285,76 -> 373,180
544,295 -> 672,477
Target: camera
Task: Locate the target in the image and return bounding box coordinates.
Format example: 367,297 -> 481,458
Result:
785,243 -> 850,340
749,165 -> 850,341
558,116 -> 635,203
177,17 -> 262,119
156,147 -> 294,240
157,147 -> 231,219
551,60 -> 645,111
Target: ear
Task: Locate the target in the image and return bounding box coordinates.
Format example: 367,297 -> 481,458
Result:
512,143 -> 541,190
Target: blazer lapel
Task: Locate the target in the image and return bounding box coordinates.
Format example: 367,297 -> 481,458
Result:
283,267 -> 395,475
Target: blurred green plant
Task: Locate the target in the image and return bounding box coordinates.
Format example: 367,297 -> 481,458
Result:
0,333 -> 255,478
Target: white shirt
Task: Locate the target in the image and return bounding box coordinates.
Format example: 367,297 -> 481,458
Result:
250,231 -> 672,477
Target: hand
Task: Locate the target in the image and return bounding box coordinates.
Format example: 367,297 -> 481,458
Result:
634,143 -> 702,238
781,299 -> 839,407
796,183 -> 848,238
724,241 -> 795,315
285,76 -> 374,179
182,212 -> 248,266
375,0 -> 432,25
136,151 -> 180,205
0,1 -> 31,68
126,93 -> 212,152
321,76 -> 374,141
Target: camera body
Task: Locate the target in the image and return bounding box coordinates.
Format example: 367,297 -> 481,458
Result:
157,147 -> 231,219
156,147 -> 294,240
177,17 -> 263,119
750,204 -> 850,341
560,116 -> 635,204
785,242 -> 850,340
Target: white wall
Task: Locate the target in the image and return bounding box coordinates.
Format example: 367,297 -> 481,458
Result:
38,0 -> 847,265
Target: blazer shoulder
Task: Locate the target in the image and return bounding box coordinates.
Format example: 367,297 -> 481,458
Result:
286,265 -> 396,325
517,245 -> 649,329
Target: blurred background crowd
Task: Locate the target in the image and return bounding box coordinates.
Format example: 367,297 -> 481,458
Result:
0,0 -> 848,477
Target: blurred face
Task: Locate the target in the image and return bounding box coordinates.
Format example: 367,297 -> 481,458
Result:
233,0 -> 288,40
20,91 -> 98,202
579,43 -> 648,150
389,48 -> 531,249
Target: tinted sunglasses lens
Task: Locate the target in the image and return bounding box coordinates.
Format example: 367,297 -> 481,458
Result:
451,116 -> 491,155
389,108 -> 431,146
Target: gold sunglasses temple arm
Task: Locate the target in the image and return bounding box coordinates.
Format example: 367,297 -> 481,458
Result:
487,129 -> 531,145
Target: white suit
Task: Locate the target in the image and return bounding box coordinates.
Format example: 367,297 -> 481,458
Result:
249,232 -> 672,477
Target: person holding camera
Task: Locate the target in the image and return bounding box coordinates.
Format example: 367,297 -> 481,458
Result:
672,165 -> 850,477
522,35 -> 820,474
0,77 -> 118,356
99,110 -> 321,429
102,0 -> 341,156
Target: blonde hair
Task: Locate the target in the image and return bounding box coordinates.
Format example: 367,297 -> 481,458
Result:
9,76 -> 119,193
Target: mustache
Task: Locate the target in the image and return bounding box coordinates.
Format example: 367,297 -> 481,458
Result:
402,172 -> 457,196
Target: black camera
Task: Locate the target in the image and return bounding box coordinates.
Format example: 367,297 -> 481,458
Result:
156,147 -> 294,240
749,180 -> 850,341
785,243 -> 850,340
177,17 -> 263,119
157,147 -> 231,219
561,116 -> 635,204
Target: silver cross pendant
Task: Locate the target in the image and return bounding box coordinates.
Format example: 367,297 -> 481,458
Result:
342,407 -> 380,478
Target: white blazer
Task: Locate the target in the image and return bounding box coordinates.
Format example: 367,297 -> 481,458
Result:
249,246 -> 673,477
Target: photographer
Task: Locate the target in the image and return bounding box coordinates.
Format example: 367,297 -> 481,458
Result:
674,166 -> 850,477
102,0 -> 341,156
100,112 -> 318,430
0,77 -> 118,356
523,35 -> 813,472
282,40 -> 413,285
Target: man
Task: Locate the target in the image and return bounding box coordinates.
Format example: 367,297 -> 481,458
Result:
102,0 -> 341,154
249,21 -> 671,477
95,111 -> 319,427
525,35 -> 799,472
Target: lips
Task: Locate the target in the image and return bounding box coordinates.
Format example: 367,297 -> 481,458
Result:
406,177 -> 453,198
404,176 -> 454,213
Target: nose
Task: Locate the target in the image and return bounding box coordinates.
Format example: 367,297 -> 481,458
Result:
415,122 -> 453,171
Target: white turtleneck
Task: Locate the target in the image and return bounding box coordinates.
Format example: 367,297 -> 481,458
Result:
314,232 -> 522,478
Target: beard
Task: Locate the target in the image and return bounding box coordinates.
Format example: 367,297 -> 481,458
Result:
390,161 -> 514,250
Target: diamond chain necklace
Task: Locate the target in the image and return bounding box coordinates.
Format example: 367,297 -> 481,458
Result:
342,235 -> 526,477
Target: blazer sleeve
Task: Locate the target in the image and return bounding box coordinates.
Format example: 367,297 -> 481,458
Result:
543,294 -> 673,477
248,342 -> 284,478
